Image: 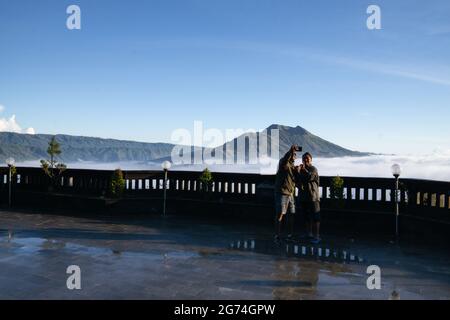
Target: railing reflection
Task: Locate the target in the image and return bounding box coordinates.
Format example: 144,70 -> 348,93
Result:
229,239 -> 365,264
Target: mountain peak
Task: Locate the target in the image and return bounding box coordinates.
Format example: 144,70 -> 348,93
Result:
266,124 -> 309,135
261,124 -> 366,157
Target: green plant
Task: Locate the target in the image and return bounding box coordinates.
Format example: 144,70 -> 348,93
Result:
40,136 -> 67,188
10,165 -> 17,177
330,176 -> 345,200
199,168 -> 213,191
110,168 -> 125,198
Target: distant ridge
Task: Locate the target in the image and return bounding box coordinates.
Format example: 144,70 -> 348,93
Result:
0,132 -> 175,163
0,124 -> 369,163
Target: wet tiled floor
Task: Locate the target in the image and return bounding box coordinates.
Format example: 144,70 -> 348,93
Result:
0,209 -> 449,300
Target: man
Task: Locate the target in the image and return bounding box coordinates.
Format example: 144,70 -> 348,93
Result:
297,152 -> 321,244
274,145 -> 300,241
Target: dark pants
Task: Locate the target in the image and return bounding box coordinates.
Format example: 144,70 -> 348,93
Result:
298,201 -> 321,223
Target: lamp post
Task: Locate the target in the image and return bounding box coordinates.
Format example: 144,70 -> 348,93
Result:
161,161 -> 172,216
5,157 -> 15,208
391,164 -> 401,238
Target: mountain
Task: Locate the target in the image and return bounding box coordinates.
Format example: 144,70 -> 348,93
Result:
211,124 -> 367,162
266,124 -> 366,157
0,125 -> 369,164
0,132 -> 176,163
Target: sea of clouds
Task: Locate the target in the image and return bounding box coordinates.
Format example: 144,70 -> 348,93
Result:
16,148 -> 450,181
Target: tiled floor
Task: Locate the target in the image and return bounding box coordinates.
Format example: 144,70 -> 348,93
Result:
0,209 -> 449,300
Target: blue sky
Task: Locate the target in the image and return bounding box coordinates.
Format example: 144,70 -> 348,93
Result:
0,0 -> 449,154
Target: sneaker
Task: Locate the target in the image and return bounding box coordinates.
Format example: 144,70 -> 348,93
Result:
310,237 -> 321,244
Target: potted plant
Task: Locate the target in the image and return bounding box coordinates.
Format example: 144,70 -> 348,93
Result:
199,168 -> 213,195
330,175 -> 345,209
110,168 -> 125,198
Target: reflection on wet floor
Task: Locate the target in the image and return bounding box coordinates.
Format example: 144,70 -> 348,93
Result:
2,230 -> 364,265
229,239 -> 365,264
0,212 -> 449,300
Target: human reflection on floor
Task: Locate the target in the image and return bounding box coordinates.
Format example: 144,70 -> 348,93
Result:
230,239 -> 364,299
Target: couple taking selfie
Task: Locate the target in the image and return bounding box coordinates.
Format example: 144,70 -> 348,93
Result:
274,145 -> 321,244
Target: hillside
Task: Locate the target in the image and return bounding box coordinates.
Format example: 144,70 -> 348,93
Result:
0,125 -> 368,163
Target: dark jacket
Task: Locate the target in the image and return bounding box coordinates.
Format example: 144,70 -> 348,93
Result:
297,165 -> 320,202
274,156 -> 296,196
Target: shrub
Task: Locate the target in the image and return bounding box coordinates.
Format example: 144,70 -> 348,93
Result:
10,165 -> 17,177
199,168 -> 213,191
110,169 -> 125,198
330,176 -> 345,200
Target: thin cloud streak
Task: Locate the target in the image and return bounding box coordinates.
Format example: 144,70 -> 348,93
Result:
241,40 -> 450,88
316,55 -> 450,87
146,38 -> 450,88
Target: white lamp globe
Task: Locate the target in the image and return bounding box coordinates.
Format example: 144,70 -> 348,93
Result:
5,157 -> 15,167
162,161 -> 172,171
391,164 -> 401,177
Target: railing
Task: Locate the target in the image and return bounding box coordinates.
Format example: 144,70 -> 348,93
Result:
0,167 -> 449,222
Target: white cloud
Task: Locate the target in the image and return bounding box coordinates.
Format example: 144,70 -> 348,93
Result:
24,127 -> 36,134
14,150 -> 450,182
0,106 -> 35,134
315,152 -> 450,181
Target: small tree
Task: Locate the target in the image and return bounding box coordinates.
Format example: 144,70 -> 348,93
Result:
110,168 -> 125,198
397,181 -> 408,206
330,176 -> 345,209
199,168 -> 213,192
10,165 -> 17,178
40,136 -> 67,188
330,176 -> 345,208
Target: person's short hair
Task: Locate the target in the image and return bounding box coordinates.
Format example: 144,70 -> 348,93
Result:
302,152 -> 312,160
